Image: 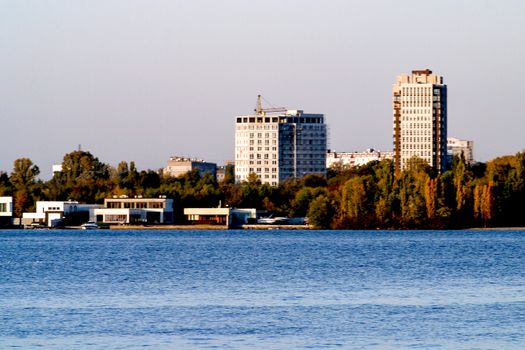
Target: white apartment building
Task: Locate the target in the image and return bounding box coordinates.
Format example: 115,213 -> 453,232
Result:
447,137 -> 474,164
235,96 -> 327,185
326,149 -> 394,169
393,69 -> 447,173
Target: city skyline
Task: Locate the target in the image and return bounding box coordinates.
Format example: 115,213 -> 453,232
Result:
1,1 -> 524,178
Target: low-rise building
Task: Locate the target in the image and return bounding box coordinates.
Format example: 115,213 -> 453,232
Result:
326,149 -> 394,169
163,156 -> 217,179
447,137 -> 474,164
22,201 -> 101,227
184,207 -> 257,227
0,196 -> 13,226
94,197 -> 174,224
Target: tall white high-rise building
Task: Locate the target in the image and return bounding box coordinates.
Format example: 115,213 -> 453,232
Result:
235,96 -> 327,185
393,69 -> 447,173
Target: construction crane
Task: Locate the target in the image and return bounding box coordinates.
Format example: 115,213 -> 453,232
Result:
254,95 -> 287,116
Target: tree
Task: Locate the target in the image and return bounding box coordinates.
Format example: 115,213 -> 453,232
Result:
53,150 -> 111,202
0,172 -> 11,196
307,195 -> 334,229
10,158 -> 40,190
10,158 -> 40,217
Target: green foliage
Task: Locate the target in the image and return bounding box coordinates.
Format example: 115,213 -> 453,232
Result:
307,195 -> 334,229
3,150 -> 525,229
9,158 -> 40,217
0,172 -> 11,196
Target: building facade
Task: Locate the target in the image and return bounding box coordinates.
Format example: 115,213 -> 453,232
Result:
94,197 -> 174,224
393,69 -> 447,173
163,156 -> 217,179
326,149 -> 394,169
447,137 -> 474,164
216,162 -> 235,183
0,196 -> 13,226
22,201 -> 101,227
184,207 -> 257,227
235,98 -> 327,185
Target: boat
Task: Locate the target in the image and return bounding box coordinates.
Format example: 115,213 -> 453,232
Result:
80,222 -> 99,230
257,216 -> 288,224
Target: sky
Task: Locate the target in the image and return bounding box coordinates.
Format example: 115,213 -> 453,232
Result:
1,0 -> 524,178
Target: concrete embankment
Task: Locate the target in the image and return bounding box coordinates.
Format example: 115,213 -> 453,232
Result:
109,224 -> 229,230
109,224 -> 312,230
241,224 -> 312,230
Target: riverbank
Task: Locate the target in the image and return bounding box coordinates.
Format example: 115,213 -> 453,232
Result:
109,224 -> 312,230
109,224 -> 229,230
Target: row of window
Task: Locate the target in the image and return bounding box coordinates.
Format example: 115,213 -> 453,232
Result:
235,146 -> 278,152
402,129 -> 433,136
249,139 -> 277,145
402,116 -> 433,122
237,124 -> 279,130
402,136 -> 432,143
281,168 -> 325,173
402,151 -> 433,158
250,153 -> 277,159
402,143 -> 432,150
249,167 -> 278,174
401,87 -> 441,95
402,108 -> 433,114
250,160 -> 278,165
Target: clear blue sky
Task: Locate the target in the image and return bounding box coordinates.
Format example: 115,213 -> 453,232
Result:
1,0 -> 524,178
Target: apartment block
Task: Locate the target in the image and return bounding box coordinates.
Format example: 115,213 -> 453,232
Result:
393,69 -> 447,173
235,96 -> 327,185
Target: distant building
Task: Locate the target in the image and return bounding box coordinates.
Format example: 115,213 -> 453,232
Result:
163,156 -> 217,179
52,164 -> 63,173
94,197 -> 173,224
447,137 -> 474,164
184,207 -> 257,227
0,196 -> 13,226
393,69 -> 447,173
216,161 -> 235,183
235,96 -> 327,185
22,201 -> 101,227
326,149 -> 394,169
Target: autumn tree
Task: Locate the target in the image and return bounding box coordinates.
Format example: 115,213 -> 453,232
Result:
307,194 -> 335,229
53,150 -> 111,202
9,158 -> 40,217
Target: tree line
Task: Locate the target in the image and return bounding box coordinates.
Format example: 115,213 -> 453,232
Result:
1,150 -> 524,229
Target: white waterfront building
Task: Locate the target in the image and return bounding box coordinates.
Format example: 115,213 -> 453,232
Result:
22,201 -> 101,227
94,197 -> 174,224
235,97 -> 327,185
393,69 -> 447,173
0,196 -> 13,226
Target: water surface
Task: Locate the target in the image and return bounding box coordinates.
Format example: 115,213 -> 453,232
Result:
1,230 -> 524,349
